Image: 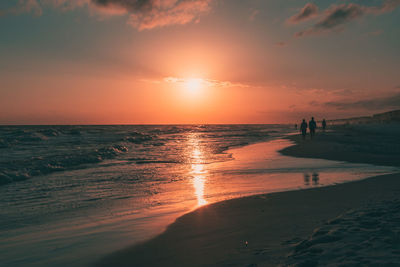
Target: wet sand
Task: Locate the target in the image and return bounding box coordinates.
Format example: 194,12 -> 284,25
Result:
280,125 -> 400,168
96,125 -> 400,266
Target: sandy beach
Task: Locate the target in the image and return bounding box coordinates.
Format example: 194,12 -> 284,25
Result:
280,124 -> 400,168
96,124 -> 400,266
3,1 -> 400,266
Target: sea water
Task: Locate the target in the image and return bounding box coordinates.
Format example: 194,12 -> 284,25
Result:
0,125 -> 397,266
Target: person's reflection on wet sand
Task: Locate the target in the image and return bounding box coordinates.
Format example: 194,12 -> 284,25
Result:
312,172 -> 319,185
303,173 -> 310,185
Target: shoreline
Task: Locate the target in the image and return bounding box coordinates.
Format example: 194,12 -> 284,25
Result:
280,125 -> 400,168
96,173 -> 400,266
96,127 -> 400,266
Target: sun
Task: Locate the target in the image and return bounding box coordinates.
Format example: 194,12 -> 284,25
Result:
185,78 -> 203,93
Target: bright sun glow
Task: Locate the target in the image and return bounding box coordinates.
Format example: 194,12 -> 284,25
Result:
185,78 -> 203,93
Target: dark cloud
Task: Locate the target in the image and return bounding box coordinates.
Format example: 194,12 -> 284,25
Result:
295,0 -> 400,38
295,3 -> 364,37
315,4 -> 363,29
91,0 -> 213,30
324,93 -> 400,110
92,0 -> 152,12
287,3 -> 318,24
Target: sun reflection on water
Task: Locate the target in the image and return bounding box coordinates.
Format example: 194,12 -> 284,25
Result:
190,138 -> 208,207
192,163 -> 207,206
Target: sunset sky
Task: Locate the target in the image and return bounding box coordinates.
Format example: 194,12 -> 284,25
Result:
1,0 -> 399,124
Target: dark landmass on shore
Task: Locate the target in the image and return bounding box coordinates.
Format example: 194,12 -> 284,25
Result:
280,124 -> 400,167
326,109 -> 400,125
96,123 -> 400,267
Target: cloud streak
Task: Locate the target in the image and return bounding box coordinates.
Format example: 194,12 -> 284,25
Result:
287,3 -> 318,24
163,76 -> 250,88
324,93 -> 400,110
295,0 -> 400,38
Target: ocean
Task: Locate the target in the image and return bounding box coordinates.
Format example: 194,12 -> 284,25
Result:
0,125 -> 396,266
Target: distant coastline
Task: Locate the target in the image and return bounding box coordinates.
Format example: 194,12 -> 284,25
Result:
327,109 -> 400,125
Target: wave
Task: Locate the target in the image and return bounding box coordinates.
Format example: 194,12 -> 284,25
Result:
0,144 -> 128,185
0,127 -> 82,148
124,132 -> 154,144
0,125 -> 291,186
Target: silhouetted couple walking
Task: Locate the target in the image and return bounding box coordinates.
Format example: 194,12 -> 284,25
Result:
300,117 -> 317,139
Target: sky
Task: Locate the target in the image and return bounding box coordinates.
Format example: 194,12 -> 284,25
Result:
0,0 -> 399,124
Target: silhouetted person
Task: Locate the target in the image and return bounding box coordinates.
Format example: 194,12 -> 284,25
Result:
312,173 -> 319,185
309,117 -> 316,138
322,119 -> 327,131
303,173 -> 310,185
294,124 -> 297,130
300,119 -> 307,139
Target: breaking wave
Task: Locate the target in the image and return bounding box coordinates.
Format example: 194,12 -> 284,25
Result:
0,125 -> 291,186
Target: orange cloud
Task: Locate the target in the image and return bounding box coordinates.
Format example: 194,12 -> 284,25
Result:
1,0 -> 214,30
92,0 -> 213,30
163,76 -> 250,88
